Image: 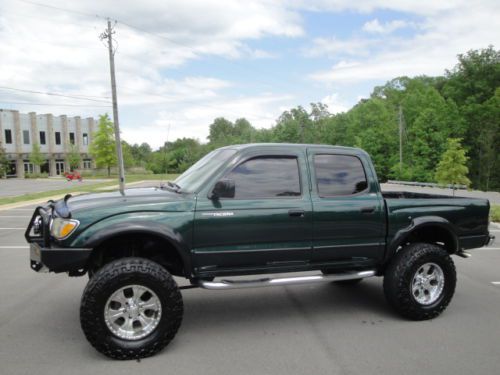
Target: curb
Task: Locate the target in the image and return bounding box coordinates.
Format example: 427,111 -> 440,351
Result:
0,192 -> 84,211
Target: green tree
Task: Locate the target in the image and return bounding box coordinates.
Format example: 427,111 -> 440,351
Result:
89,114 -> 117,176
435,138 -> 471,190
130,142 -> 152,168
30,142 -> 45,172
121,141 -> 136,168
0,147 -> 8,178
208,117 -> 235,145
67,145 -> 82,171
442,46 -> 500,106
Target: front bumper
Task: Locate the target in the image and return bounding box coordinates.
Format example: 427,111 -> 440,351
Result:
30,241 -> 92,273
26,203 -> 91,274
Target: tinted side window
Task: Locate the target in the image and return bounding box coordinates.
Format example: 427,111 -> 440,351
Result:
226,157 -> 301,199
314,154 -> 368,196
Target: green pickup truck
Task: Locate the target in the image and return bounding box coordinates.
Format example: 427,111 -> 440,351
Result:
25,143 -> 493,359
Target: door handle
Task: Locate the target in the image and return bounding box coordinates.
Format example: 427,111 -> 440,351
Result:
360,206 -> 376,214
288,209 -> 305,218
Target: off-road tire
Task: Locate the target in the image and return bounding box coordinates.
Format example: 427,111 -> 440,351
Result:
80,257 -> 183,360
383,242 -> 456,320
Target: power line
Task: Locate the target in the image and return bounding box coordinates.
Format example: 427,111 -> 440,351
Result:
12,0 -> 286,121
0,86 -> 111,102
15,0 -> 290,91
16,0 -> 103,19
0,101 -> 111,108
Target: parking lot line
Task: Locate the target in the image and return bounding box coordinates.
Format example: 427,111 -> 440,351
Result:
0,245 -> 29,249
492,282 -> 500,285
0,228 -> 25,230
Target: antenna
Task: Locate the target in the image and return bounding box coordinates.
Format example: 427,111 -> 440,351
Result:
159,123 -> 171,189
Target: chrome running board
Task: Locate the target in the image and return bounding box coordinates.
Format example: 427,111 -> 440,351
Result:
199,270 -> 376,290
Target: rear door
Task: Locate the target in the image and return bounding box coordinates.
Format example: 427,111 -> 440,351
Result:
193,150 -> 313,273
308,150 -> 385,265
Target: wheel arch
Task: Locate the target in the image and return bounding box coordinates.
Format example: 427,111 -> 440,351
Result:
385,216 -> 459,263
83,222 -> 192,277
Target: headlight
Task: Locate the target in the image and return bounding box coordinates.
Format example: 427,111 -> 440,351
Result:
50,218 -> 80,240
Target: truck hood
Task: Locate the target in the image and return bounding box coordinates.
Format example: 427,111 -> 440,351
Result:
67,187 -> 194,217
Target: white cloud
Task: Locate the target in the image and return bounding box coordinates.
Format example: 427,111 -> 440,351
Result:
306,37 -> 376,58
289,0 -> 469,16
122,93 -> 294,147
321,93 -> 349,113
362,19 -> 409,34
0,0 -> 302,148
310,1 -> 500,83
1,0 -> 498,150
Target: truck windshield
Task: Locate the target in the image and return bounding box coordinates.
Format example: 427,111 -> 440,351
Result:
174,148 -> 237,193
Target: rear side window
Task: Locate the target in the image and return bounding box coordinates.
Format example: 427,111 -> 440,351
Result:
226,156 -> 301,199
314,154 -> 368,196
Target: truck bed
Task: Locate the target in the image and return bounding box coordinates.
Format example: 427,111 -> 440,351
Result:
382,190 -> 490,250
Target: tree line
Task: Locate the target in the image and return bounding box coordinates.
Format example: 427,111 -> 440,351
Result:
89,46 -> 499,191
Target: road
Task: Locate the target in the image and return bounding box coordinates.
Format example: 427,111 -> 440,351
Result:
0,204 -> 499,375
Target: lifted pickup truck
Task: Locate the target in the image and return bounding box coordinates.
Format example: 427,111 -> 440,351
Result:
26,144 -> 493,359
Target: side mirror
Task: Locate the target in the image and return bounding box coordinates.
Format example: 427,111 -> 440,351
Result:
209,179 -> 235,199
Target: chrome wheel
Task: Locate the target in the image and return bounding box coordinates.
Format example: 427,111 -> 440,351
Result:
104,285 -> 162,340
411,262 -> 445,305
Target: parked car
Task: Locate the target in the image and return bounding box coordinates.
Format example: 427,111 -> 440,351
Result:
25,144 -> 493,359
63,170 -> 82,181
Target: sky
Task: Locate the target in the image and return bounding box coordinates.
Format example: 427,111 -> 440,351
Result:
0,0 -> 499,149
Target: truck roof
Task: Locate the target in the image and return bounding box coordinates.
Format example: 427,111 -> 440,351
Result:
219,143 -> 368,156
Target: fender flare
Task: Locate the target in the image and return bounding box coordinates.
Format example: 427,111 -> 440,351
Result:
82,221 -> 192,277
384,216 -> 459,263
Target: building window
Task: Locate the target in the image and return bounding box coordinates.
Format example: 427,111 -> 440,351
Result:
83,159 -> 92,169
69,132 -> 75,144
55,132 -> 61,145
4,129 -> 12,144
39,131 -> 46,145
83,133 -> 88,145
23,130 -> 30,145
23,161 -> 34,174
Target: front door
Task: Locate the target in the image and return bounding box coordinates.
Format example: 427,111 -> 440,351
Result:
55,161 -> 65,175
308,150 -> 386,265
193,152 -> 312,274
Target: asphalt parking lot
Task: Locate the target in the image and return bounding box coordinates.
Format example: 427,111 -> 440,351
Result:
0,204 -> 499,375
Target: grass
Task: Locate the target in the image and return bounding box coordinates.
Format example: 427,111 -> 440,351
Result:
491,205 -> 500,222
0,174 -> 179,206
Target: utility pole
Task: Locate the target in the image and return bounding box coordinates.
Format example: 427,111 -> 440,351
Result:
101,19 -> 126,195
398,105 -> 403,173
